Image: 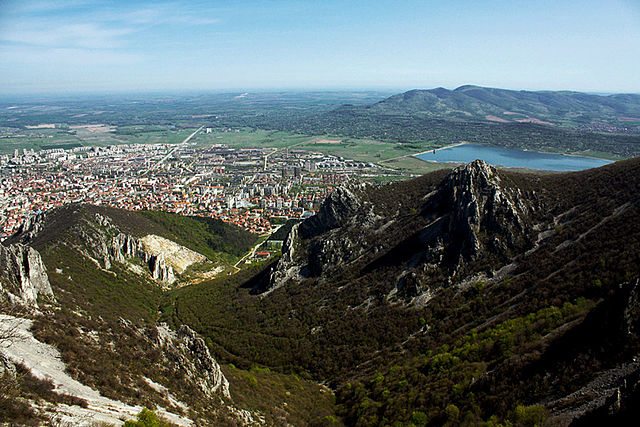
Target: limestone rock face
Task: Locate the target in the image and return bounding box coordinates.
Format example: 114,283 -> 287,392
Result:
266,222 -> 300,295
139,235 -> 205,274
103,228 -> 176,285
299,184 -> 368,239
111,232 -> 143,263
156,324 -> 230,399
421,160 -> 536,275
13,211 -> 46,243
0,243 -> 54,306
265,182 -> 379,292
259,161 -> 540,300
148,254 -> 176,284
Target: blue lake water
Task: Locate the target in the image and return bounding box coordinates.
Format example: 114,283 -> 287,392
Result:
415,143 -> 613,171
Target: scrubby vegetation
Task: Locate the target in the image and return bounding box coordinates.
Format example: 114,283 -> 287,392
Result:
337,300 -> 593,425
4,158 -> 640,425
8,204 -> 338,425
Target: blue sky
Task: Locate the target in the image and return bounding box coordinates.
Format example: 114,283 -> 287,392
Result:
0,0 -> 639,94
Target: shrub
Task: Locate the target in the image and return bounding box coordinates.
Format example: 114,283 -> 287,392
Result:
511,404 -> 547,427
123,408 -> 175,427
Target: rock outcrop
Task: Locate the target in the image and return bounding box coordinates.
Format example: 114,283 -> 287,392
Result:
265,222 -> 301,295
298,183 -> 370,238
148,254 -> 176,283
139,235 -> 206,274
420,160 -> 537,276
0,243 -> 54,306
12,211 -> 46,243
156,324 -> 230,399
261,161 -> 539,297
110,232 -> 176,284
264,182 -> 379,292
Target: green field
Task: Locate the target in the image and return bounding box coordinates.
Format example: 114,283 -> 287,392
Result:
193,129 -> 445,175
0,126 -> 194,154
192,128 -> 312,149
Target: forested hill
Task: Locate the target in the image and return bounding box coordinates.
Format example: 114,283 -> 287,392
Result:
367,85 -> 640,128
252,86 -> 640,158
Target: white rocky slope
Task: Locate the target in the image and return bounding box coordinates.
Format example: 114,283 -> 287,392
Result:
0,315 -> 192,426
139,235 -> 206,274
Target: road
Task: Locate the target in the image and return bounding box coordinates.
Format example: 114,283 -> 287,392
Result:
378,142 -> 466,164
230,225 -> 284,273
143,125 -> 204,175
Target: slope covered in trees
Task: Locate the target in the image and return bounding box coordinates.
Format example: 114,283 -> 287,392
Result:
165,158 -> 640,426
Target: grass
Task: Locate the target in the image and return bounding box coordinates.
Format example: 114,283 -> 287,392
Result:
0,126 -> 194,154
193,128 -> 447,175
294,137 -> 441,164
192,128 -> 312,149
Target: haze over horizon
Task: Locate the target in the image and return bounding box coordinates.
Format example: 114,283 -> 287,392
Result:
1,0 -> 639,95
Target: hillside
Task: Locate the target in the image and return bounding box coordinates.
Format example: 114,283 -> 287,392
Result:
0,206 -> 337,426
163,158 -> 640,426
3,160 -> 640,425
256,86 -> 640,158
369,85 -> 640,129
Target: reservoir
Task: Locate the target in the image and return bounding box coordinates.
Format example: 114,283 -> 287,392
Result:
415,143 -> 613,171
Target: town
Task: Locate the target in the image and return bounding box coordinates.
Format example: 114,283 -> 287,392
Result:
0,129 -> 381,241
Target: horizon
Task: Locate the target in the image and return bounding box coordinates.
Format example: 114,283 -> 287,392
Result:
1,0 -> 640,95
1,85 -> 639,101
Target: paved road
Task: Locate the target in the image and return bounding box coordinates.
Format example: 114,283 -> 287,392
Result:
143,126 -> 204,175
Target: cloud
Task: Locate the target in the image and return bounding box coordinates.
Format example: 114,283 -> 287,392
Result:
0,45 -> 143,66
1,23 -> 135,49
0,0 -> 100,14
0,1 -> 221,51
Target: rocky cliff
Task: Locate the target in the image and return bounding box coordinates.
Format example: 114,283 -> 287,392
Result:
0,243 -> 53,307
110,231 -> 176,284
157,324 -> 231,400
0,205 -> 274,426
263,160 -> 541,299
418,160 -> 539,278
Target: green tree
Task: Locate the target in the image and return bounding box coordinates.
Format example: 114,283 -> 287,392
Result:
512,404 -> 547,427
123,408 -> 174,427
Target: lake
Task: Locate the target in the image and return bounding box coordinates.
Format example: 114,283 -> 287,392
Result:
415,143 -> 613,171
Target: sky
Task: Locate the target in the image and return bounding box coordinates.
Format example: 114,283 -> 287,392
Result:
0,0 -> 639,94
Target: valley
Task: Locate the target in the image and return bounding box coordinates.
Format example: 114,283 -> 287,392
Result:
2,156 -> 640,425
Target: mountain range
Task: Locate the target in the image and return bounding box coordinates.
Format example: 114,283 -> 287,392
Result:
261,86 -> 640,158
366,85 -> 640,128
2,159 -> 640,425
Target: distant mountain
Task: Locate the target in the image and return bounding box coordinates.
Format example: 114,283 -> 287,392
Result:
367,85 -> 640,128
262,85 -> 640,158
